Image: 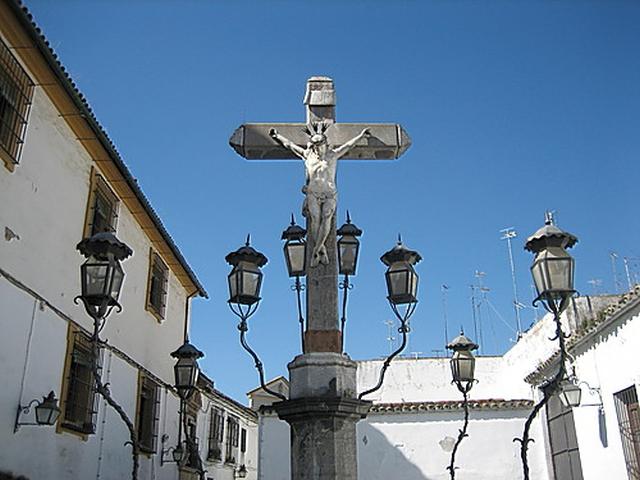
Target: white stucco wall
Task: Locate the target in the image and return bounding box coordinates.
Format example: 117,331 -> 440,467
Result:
569,301 -> 640,480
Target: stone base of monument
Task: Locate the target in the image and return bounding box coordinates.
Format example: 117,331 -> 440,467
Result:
273,352 -> 371,480
288,352 -> 358,398
274,397 -> 371,480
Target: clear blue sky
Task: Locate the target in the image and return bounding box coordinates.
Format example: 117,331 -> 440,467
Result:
27,0 -> 640,402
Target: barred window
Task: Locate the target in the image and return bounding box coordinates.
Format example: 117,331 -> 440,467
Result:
61,331 -> 99,435
208,407 -> 225,460
0,36 -> 34,170
83,169 -> 119,237
614,386 -> 640,479
146,250 -> 168,320
136,374 -> 161,453
225,416 -> 239,464
240,427 -> 247,454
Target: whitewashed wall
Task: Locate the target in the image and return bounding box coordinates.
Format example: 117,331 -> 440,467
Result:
0,34 -> 192,480
569,301 -> 640,480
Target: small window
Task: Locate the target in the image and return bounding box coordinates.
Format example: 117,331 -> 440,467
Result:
185,414 -> 200,469
136,374 -> 160,453
0,36 -> 34,170
208,407 -> 225,461
240,427 -> 247,454
614,386 -> 640,479
83,169 -> 119,237
225,415 -> 239,464
146,250 -> 169,320
61,331 -> 99,435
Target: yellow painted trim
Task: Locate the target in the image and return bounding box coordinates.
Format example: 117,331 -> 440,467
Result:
0,3 -> 201,296
0,147 -> 16,172
56,323 -> 89,442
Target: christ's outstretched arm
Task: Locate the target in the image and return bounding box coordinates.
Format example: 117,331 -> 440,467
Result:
270,128 -> 306,159
333,128 -> 370,158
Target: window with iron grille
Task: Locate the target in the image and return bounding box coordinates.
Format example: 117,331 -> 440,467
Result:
136,374 -> 161,454
545,386 -> 584,480
83,169 -> 119,238
147,250 -> 168,320
225,415 -> 239,464
61,331 -> 99,435
240,427 -> 247,453
0,36 -> 34,170
614,386 -> 640,479
208,407 -> 224,460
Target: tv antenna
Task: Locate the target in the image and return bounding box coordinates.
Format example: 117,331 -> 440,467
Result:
384,319 -> 396,355
610,252 -> 622,293
500,227 -> 523,339
587,278 -> 603,295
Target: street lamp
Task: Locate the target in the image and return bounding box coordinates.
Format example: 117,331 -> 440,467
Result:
446,332 -> 479,479
171,339 -> 204,400
75,231 -> 133,322
337,211 -> 363,351
226,236 -> 286,401
235,464 -> 248,478
559,379 -> 582,409
14,391 -> 61,433
282,216 -> 307,351
359,236 -> 422,399
282,214 -> 307,278
516,211 -> 578,480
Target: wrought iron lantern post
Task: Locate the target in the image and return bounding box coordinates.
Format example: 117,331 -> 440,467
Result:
281,215 -> 307,351
75,232 -> 142,480
359,237 -> 422,399
226,236 -> 286,401
337,211 -> 362,351
515,212 -> 578,480
446,332 -> 479,479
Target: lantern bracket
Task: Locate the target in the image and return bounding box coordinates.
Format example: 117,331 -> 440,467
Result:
339,274 -> 354,352
13,391 -> 60,433
291,276 -> 306,352
74,295 -> 122,327
234,315 -> 287,402
358,300 -> 416,399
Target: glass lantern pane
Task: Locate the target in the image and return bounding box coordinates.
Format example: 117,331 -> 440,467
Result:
409,270 -> 418,298
452,352 -> 475,382
287,243 -> 306,276
110,263 -> 124,302
175,358 -> 198,390
547,258 -> 573,293
338,237 -> 358,275
228,270 -> 239,302
388,268 -> 407,297
242,271 -> 260,298
84,261 -> 109,297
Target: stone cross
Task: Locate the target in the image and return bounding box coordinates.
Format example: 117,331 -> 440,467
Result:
229,76 -> 411,354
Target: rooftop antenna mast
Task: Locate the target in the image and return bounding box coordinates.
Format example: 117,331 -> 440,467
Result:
384,319 -> 396,355
474,271 -> 489,354
623,257 -> 639,290
500,227 -> 523,339
441,284 -> 450,349
610,252 -> 621,293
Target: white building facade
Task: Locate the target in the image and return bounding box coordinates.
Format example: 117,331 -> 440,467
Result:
254,292 -> 640,480
0,2 -> 258,479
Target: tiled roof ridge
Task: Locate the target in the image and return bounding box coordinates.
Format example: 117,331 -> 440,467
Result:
7,0 -> 207,297
525,285 -> 640,384
259,398 -> 533,415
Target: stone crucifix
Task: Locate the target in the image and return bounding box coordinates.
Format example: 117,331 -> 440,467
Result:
229,76 -> 411,353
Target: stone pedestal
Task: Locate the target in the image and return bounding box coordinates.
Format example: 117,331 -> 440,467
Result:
274,352 -> 370,480
275,397 -> 371,480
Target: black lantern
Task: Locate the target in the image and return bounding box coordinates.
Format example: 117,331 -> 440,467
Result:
76,232 -> 133,319
447,332 -> 479,386
14,390 -> 61,433
172,443 -> 185,463
236,464 -> 248,478
281,215 -> 307,277
171,340 -> 204,400
525,212 -> 578,307
381,237 -> 422,305
34,391 -> 62,425
337,211 -> 362,276
559,379 -> 582,408
225,236 -> 268,306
